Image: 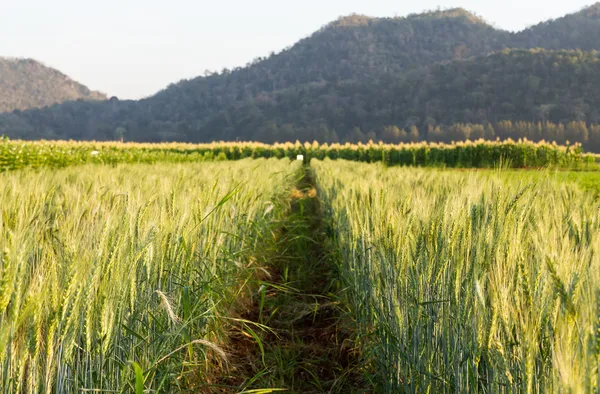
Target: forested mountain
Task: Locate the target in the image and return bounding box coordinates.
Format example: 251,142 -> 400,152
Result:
4,5 -> 600,149
0,58 -> 106,112
163,49 -> 600,146
513,3 -> 600,50
162,8 -> 510,93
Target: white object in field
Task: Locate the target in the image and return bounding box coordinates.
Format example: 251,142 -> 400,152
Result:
297,155 -> 304,161
91,150 -> 99,156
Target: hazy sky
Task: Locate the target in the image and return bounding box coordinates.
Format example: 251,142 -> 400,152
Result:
1,0 -> 594,99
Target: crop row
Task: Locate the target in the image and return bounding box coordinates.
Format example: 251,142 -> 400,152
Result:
314,159 -> 600,392
0,159 -> 299,393
0,138 -> 595,171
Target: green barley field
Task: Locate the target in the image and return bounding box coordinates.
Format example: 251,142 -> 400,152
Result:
0,140 -> 599,393
314,160 -> 600,393
0,159 -> 299,393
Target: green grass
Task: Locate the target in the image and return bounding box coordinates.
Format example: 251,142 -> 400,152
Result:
313,159 -> 600,393
0,159 -> 299,393
484,168 -> 600,198
560,171 -> 600,196
482,169 -> 600,197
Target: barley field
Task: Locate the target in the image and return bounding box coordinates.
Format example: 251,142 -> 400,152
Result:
0,159 -> 299,393
1,142 -> 599,393
314,159 -> 600,393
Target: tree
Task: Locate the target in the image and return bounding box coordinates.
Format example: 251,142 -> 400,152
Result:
382,125 -> 402,143
114,127 -> 127,142
345,127 -> 367,143
408,125 -> 420,142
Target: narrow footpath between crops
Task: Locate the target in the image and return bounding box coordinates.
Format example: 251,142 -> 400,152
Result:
216,165 -> 365,393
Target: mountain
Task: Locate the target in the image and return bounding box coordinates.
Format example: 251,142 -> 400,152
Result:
142,8 -> 511,126
141,49 -> 600,146
198,8 -> 510,87
0,58 -> 106,113
513,3 -> 600,50
3,5 -> 600,148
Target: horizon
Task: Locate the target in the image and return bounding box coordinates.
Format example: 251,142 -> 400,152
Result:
1,0 -> 595,99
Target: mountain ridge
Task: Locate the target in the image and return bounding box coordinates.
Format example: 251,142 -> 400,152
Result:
4,4 -> 600,150
0,57 -> 106,113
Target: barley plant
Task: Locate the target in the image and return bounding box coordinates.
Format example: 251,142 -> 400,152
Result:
0,159 -> 299,393
313,159 -> 600,393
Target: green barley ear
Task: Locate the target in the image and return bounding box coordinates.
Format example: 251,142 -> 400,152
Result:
545,257 -> 575,316
505,184 -> 531,215
595,290 -> 600,358
169,190 -> 176,219
129,263 -> 137,312
591,289 -> 600,393
519,260 -> 533,310
486,304 -> 498,352
0,248 -> 14,314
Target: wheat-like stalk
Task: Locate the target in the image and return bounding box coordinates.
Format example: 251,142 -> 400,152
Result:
0,158 -> 300,392
314,158 -> 600,392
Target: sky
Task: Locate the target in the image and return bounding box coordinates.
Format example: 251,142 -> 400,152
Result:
0,0 -> 594,99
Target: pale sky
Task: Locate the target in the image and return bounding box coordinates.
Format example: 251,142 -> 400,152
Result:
0,0 -> 594,99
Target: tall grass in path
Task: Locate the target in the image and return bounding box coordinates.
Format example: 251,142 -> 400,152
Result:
0,159 -> 299,392
314,159 -> 600,393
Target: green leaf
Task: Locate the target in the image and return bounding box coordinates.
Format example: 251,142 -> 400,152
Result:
131,362 -> 144,394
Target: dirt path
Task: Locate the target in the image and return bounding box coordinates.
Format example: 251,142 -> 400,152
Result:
218,165 -> 365,393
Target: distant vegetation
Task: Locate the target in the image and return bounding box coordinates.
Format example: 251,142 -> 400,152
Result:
514,3 -> 600,50
0,139 -> 593,172
4,5 -> 600,149
0,58 -> 105,112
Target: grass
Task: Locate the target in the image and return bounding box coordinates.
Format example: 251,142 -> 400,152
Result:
480,168 -> 600,198
313,159 -> 600,393
559,171 -> 600,197
0,159 -> 300,393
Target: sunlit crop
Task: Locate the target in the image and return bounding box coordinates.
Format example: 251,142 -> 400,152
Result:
314,159 -> 600,392
0,159 -> 299,393
0,138 -> 593,172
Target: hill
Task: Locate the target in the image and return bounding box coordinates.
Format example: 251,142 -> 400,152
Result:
4,5 -> 600,148
145,49 -> 600,147
0,58 -> 106,113
513,3 -> 600,50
